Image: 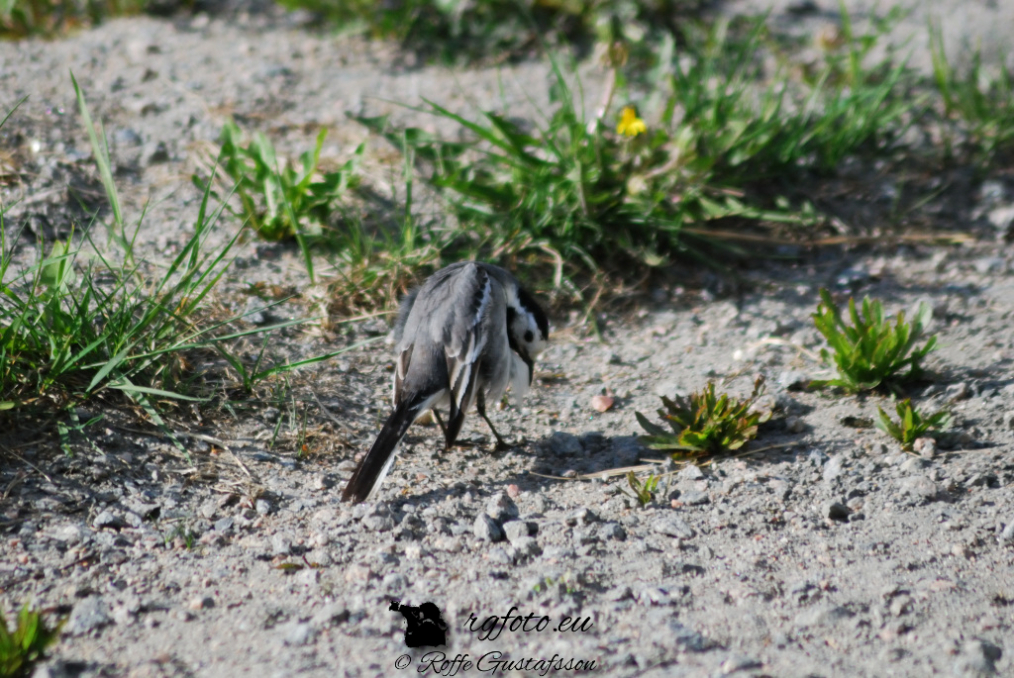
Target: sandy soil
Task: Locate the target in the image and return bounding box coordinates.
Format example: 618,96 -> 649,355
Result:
1,1 -> 1013,677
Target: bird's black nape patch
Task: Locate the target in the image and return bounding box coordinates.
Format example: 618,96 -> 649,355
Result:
517,286 -> 549,340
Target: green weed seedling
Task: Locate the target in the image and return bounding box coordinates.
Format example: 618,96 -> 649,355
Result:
1,86 -> 364,429
359,9 -> 914,279
202,120 -> 363,282
875,398 -> 951,450
812,288 -> 936,393
625,471 -> 660,507
0,0 -> 145,38
636,377 -> 771,459
930,23 -> 1014,161
0,604 -> 62,678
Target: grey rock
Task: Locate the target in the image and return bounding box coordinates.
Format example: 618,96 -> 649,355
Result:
572,528 -> 598,546
295,569 -> 320,587
65,596 -> 111,636
973,257 -> 1004,275
900,476 -> 939,502
889,594 -> 912,617
823,455 -> 844,483
999,521 -> 1014,544
607,585 -> 633,601
953,639 -> 1002,676
678,465 -> 705,482
666,619 -> 714,652
808,449 -> 829,467
381,572 -> 408,591
130,502 -> 160,519
199,500 -> 218,520
282,622 -> 317,646
473,513 -> 504,542
310,604 -> 349,629
824,501 -> 850,521
652,514 -> 695,539
914,437 -> 938,459
255,498 -> 274,515
271,534 -> 293,556
362,513 -> 395,532
637,587 -> 672,606
900,456 -> 929,473
502,520 -> 532,543
112,127 -> 143,146
486,546 -> 514,565
93,510 -> 125,530
143,140 -> 169,165
778,370 -> 810,391
565,507 -> 599,526
721,654 -> 763,674
1002,411 -> 1014,431
946,382 -> 972,402
785,415 -> 806,433
598,522 -> 627,541
188,596 -> 215,610
680,490 -> 710,506
485,492 -> 520,522
793,604 -> 854,630
510,536 -> 542,559
214,517 -> 236,535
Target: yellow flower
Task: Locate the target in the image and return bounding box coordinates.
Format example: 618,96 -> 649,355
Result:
616,106 -> 646,137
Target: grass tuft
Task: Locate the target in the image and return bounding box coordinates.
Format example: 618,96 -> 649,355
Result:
930,23 -> 1014,162
625,471 -> 660,507
875,398 -> 951,450
0,0 -> 146,39
811,288 -> 936,393
0,83 -> 362,424
357,10 -> 916,290
196,121 -> 365,283
0,604 -> 62,678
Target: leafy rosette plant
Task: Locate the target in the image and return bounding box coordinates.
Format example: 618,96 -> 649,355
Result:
875,398 -> 952,450
812,288 -> 936,393
636,377 -> 771,459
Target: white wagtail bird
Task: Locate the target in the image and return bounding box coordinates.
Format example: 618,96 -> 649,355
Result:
342,262 -> 549,504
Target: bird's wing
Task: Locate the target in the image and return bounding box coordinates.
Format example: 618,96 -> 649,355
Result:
393,342 -> 413,405
443,265 -> 494,442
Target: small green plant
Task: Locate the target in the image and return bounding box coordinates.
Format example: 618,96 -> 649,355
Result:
930,23 -> 1014,161
625,471 -> 660,506
362,10 -> 913,278
272,0 -> 694,63
0,0 -> 145,39
636,377 -> 770,459
201,121 -> 363,282
812,288 -> 936,393
875,398 -> 952,450
162,523 -> 198,550
0,83 -> 361,424
531,572 -> 577,596
0,604 -> 62,678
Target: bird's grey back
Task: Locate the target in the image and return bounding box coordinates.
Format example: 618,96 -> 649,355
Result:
395,263 -> 509,393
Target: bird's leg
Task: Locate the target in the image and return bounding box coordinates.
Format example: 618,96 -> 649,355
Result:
431,409 -> 450,446
476,391 -> 508,451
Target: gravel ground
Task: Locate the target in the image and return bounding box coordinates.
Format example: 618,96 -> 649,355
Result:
2,1 -> 1014,677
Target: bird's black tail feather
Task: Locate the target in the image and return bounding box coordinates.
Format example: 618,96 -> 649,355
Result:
342,399 -> 419,503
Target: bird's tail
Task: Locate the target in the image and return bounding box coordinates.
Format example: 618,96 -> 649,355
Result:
342,398 -> 420,503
